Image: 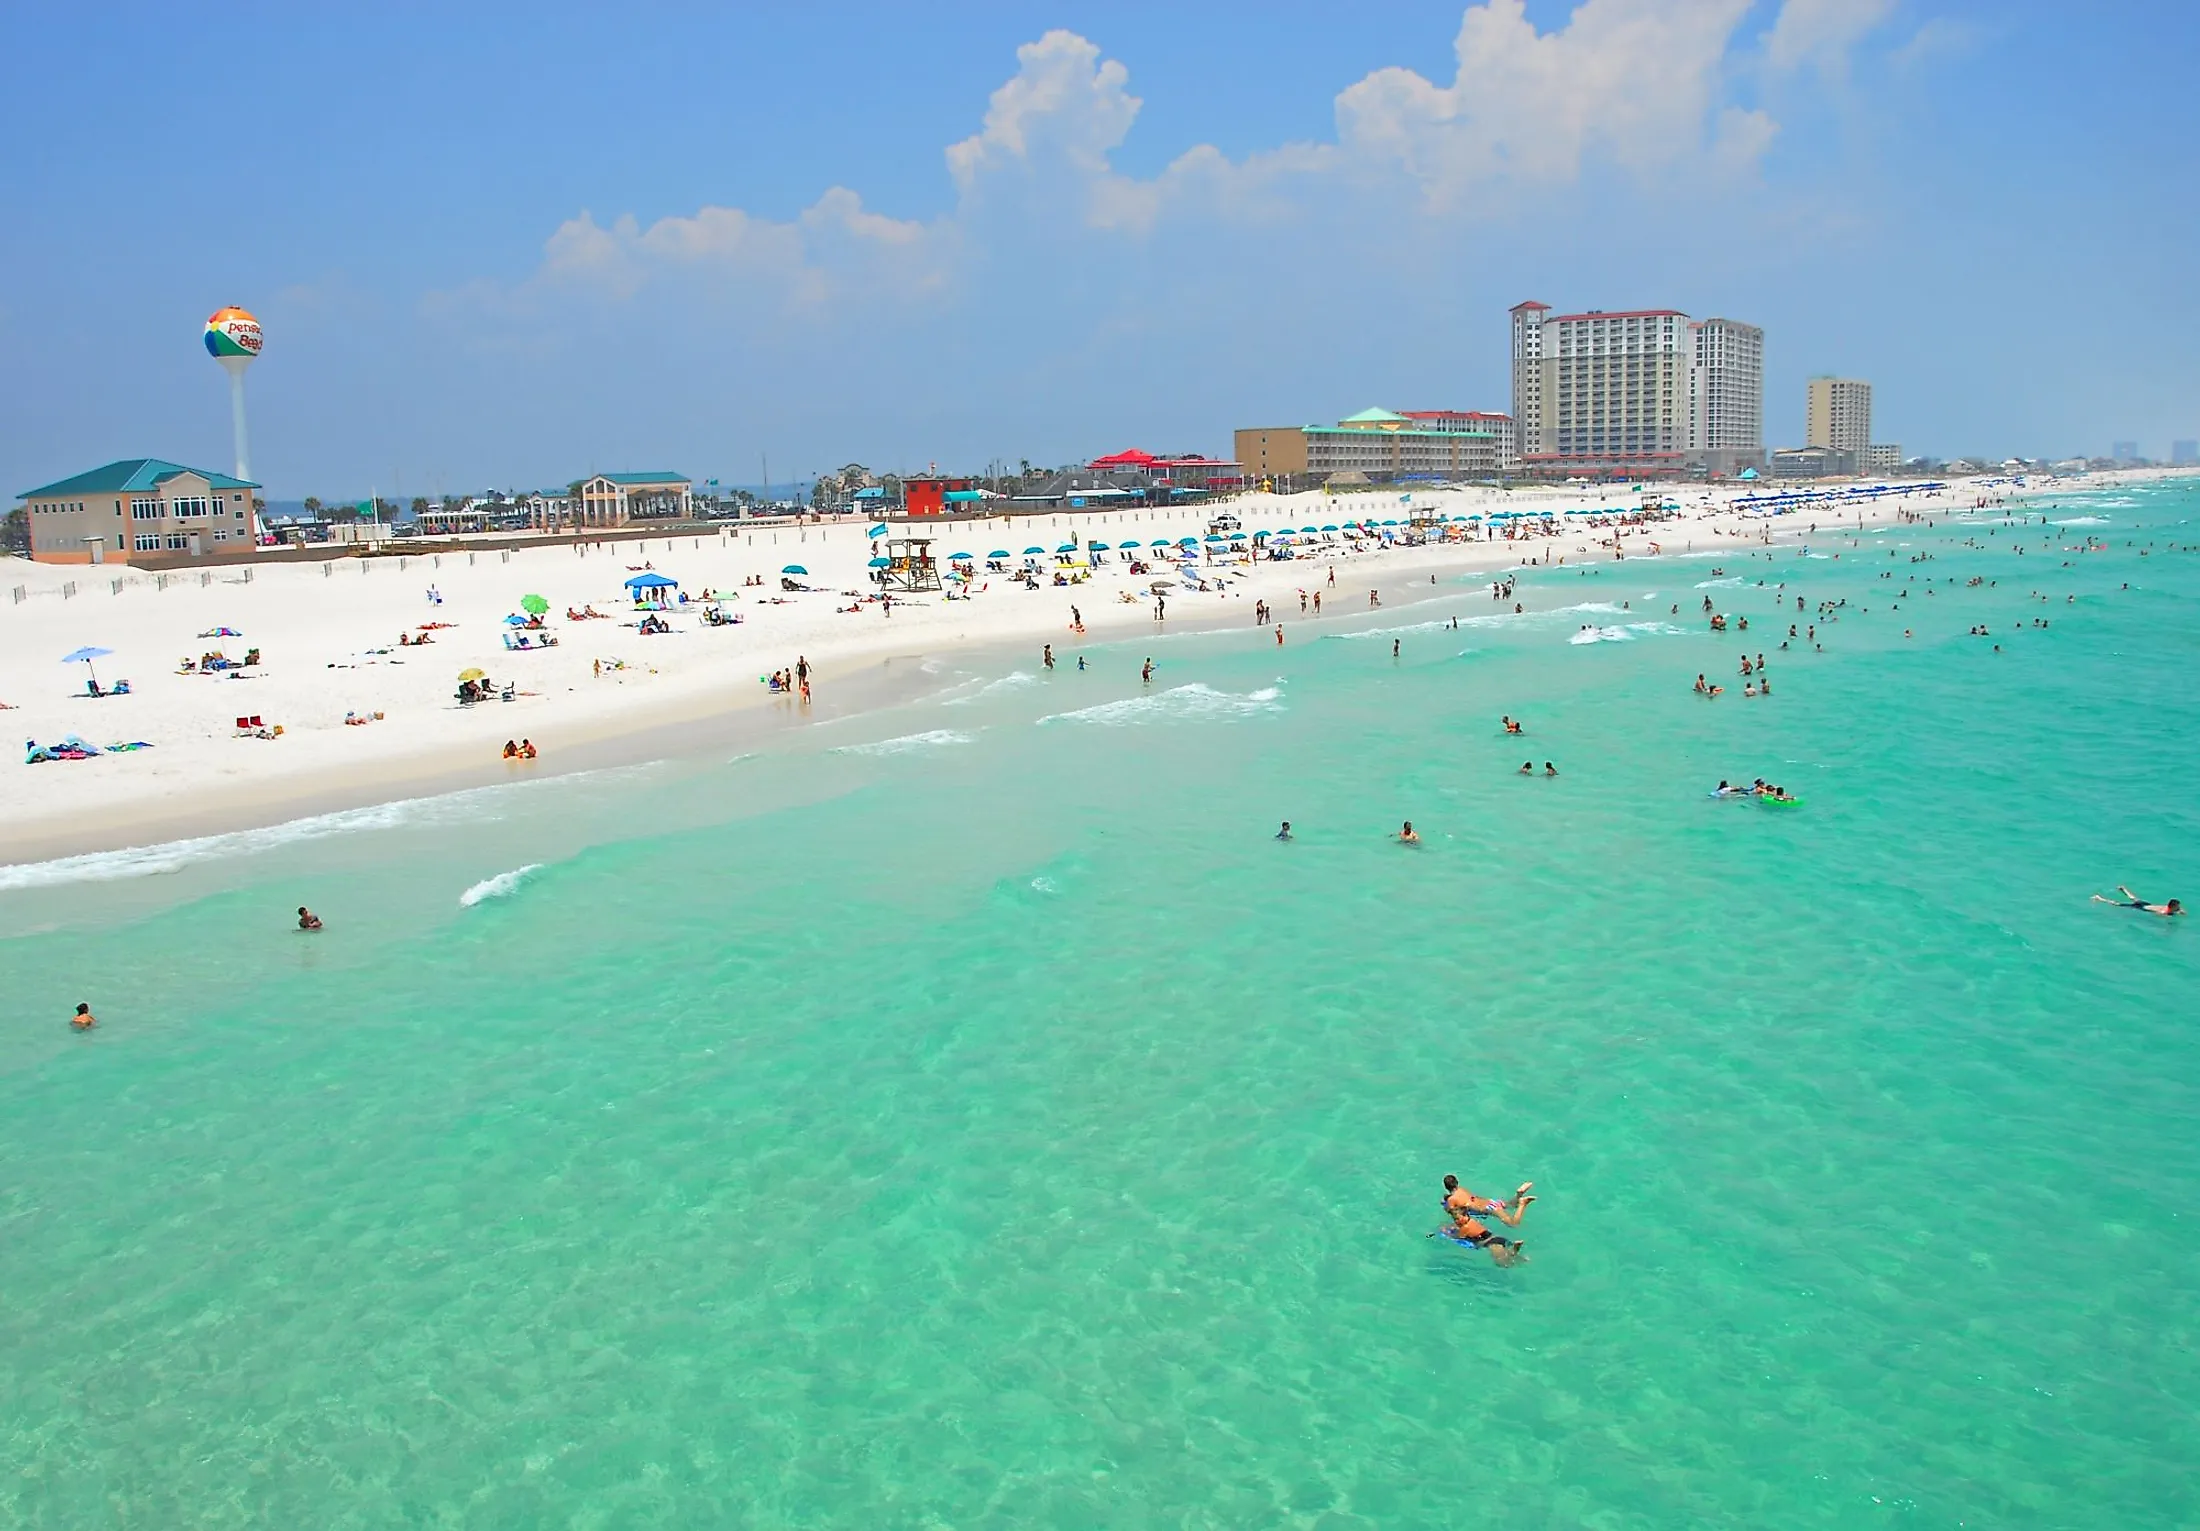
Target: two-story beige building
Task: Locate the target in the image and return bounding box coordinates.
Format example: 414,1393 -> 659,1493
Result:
17,458 -> 260,564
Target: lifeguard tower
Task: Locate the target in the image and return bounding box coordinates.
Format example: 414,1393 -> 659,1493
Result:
883,535 -> 941,592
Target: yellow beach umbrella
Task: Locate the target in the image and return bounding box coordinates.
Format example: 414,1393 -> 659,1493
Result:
457,668 -> 487,683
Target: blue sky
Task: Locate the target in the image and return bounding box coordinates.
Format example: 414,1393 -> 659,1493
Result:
6,1 -> 2196,498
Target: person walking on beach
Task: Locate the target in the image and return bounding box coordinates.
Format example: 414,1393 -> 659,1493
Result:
1313,591 -> 1321,614
796,656 -> 810,690
1043,644 -> 1055,671
2093,887 -> 2183,916
71,1002 -> 96,1032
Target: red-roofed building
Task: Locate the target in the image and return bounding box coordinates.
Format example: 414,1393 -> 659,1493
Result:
1085,449 -> 1244,492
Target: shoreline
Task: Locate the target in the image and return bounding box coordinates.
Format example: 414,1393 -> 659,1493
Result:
1,472 -> 2125,868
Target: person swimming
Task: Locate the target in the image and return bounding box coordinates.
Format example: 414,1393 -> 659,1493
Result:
1543,762 -> 1558,777
1444,1174 -> 1533,1226
1397,821 -> 1421,845
70,1002 -> 96,1032
1437,1176 -> 1530,1263
297,906 -> 323,931
1276,821 -> 1293,841
1519,761 -> 1534,775
1503,715 -> 1523,735
2092,886 -> 2183,917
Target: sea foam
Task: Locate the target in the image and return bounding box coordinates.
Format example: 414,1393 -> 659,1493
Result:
459,864 -> 542,907
1039,682 -> 1284,727
0,766 -> 648,893
831,729 -> 974,757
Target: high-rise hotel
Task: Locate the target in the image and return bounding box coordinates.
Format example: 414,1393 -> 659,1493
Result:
1510,301 -> 1764,476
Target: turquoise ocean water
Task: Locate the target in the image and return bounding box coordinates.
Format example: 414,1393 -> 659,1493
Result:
4,482 -> 2198,1527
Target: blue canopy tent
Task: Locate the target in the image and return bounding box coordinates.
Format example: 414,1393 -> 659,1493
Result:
623,572 -> 677,590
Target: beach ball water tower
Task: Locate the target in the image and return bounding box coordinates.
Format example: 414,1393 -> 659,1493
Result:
204,305 -> 262,482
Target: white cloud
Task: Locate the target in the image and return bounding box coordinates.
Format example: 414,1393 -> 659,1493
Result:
1891,16 -> 1983,71
513,3 -> 1819,301
1329,0 -> 1770,205
945,29 -> 1142,194
536,189 -> 937,307
1764,0 -> 1899,72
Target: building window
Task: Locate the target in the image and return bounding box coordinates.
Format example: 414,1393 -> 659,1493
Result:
131,498 -> 161,520
134,533 -> 160,551
165,533 -> 189,550
171,496 -> 210,519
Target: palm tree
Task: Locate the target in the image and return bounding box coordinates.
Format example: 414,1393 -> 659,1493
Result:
410,497 -> 430,517
302,496 -> 324,518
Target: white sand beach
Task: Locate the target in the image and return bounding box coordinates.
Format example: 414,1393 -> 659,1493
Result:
0,476 -> 2018,862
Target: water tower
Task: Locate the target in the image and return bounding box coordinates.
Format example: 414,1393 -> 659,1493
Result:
203,305 -> 263,482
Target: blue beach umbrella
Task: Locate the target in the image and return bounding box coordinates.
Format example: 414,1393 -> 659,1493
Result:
1321,524 -> 1338,532
1300,525 -> 1319,532
61,645 -> 113,691
1118,540 -> 1141,549
865,523 -> 888,538
948,551 -> 976,561
989,549 -> 1011,559
1150,539 -> 1171,548
1023,545 -> 1045,555
1178,536 -> 1198,546
781,564 -> 808,575
1057,542 -> 1077,553
868,556 -> 890,568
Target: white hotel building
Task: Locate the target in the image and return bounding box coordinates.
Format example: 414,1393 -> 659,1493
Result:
1511,301 -> 1765,476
